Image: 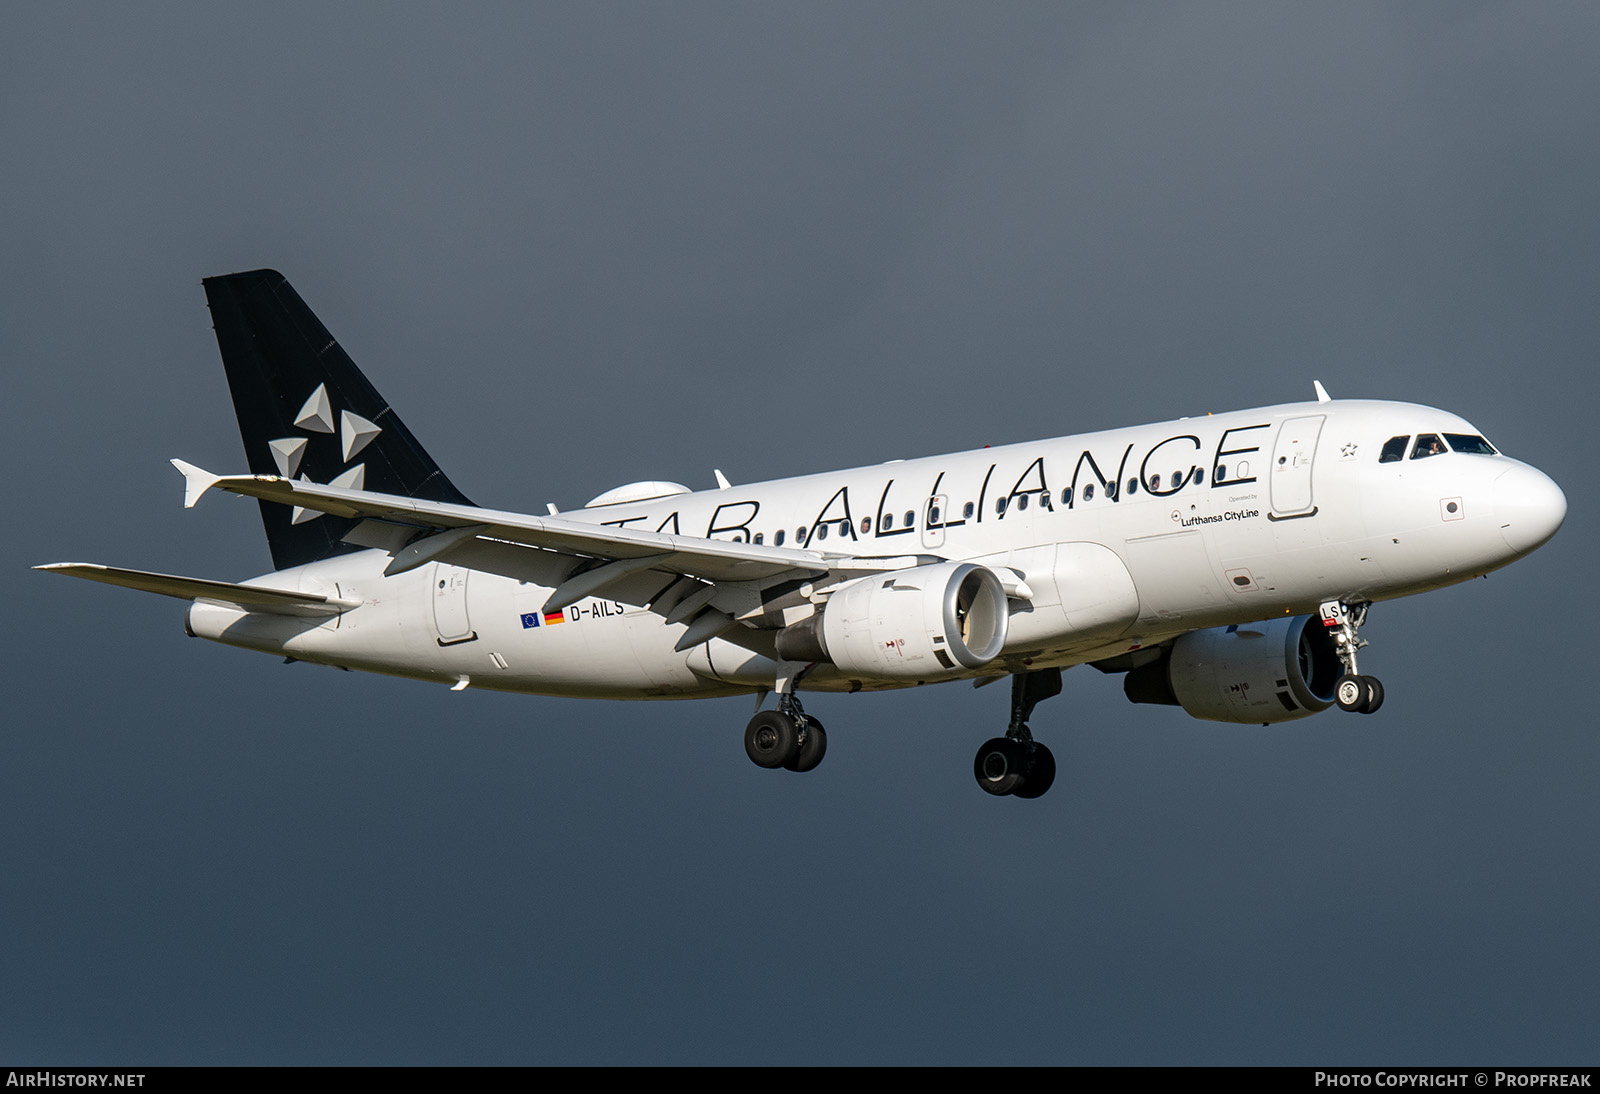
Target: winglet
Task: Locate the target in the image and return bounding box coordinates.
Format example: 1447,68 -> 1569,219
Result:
713,469 -> 732,490
1312,380 -> 1332,403
170,459 -> 223,508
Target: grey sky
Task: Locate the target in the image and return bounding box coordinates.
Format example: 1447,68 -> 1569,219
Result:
5,3 -> 1597,1063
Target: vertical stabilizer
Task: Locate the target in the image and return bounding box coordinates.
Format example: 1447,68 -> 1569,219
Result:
202,269 -> 473,571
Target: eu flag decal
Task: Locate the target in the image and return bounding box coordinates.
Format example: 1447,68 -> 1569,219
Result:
520,612 -> 540,629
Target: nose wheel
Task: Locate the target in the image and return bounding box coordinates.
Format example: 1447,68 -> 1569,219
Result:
1335,673 -> 1385,714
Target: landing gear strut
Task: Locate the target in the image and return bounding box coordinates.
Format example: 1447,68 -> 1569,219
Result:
743,664 -> 827,773
974,668 -> 1061,799
1320,599 -> 1384,715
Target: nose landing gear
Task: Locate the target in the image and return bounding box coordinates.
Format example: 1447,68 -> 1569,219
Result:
1321,599 -> 1384,715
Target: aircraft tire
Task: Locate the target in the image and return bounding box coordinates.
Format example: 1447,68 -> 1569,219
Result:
1012,743 -> 1056,800
784,718 -> 827,773
1334,674 -> 1369,713
1359,676 -> 1384,715
745,711 -> 800,769
974,737 -> 1027,796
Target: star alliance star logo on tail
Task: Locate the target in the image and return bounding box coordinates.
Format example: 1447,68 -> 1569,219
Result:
269,382 -> 382,524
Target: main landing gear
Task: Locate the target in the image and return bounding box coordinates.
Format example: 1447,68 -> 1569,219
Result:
744,667 -> 827,773
1320,599 -> 1385,715
973,668 -> 1061,800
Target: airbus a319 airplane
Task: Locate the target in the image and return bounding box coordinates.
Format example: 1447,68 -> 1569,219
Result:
40,270 -> 1567,799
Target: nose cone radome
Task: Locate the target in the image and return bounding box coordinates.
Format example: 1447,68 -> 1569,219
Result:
1494,463 -> 1567,556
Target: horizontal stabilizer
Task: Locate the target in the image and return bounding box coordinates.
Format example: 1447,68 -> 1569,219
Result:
35,563 -> 360,617
171,459 -> 223,508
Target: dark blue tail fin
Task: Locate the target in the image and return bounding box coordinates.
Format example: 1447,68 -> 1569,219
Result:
203,269 -> 473,571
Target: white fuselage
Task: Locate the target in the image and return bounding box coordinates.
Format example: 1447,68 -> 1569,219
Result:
186,398 -> 1564,698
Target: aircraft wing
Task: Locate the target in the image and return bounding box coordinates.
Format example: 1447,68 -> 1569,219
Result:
35,563 -> 360,617
173,461 -> 833,585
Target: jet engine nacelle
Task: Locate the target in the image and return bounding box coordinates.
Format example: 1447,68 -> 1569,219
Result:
778,562 -> 1009,681
1124,614 -> 1342,724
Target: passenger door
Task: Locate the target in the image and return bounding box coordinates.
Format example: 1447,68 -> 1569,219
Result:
1269,415 -> 1324,518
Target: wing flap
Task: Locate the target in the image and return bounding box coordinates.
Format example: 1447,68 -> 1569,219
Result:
35,563 -> 359,617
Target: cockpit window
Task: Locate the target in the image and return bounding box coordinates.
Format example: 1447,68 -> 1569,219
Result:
1443,433 -> 1497,455
1411,434 -> 1446,460
1379,436 -> 1409,463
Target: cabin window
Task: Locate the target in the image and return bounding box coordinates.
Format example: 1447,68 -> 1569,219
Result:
1017,494 -> 1029,511
1061,487 -> 1072,506
1106,481 -> 1117,499
816,523 -> 829,541
995,497 -> 1007,515
1214,463 -> 1226,480
903,511 -> 915,529
753,532 -> 764,545
1127,478 -> 1139,496
1193,468 -> 1204,485
1444,433 -> 1497,455
860,517 -> 871,534
927,505 -> 940,525
1083,483 -> 1095,501
1411,434 -> 1445,460
774,529 -> 785,546
963,501 -> 975,519
796,525 -> 807,543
